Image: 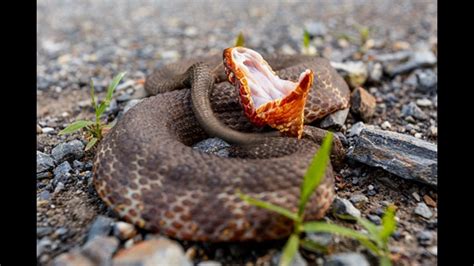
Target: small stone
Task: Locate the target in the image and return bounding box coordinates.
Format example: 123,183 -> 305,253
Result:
331,197 -> 361,220
416,69 -> 437,92
272,251 -> 307,266
161,50 -> 180,60
423,195 -> 437,207
113,238 -> 192,266
37,226 -> 54,237
39,190 -> 51,201
54,182 -> 65,193
280,44 -> 297,55
37,151 -> 55,173
428,126 -> 438,137
414,203 -> 433,219
392,41 -> 411,51
305,21 -> 327,37
416,230 -> 433,245
350,87 -> 376,122
348,122 -> 365,137
349,194 -> 368,205
193,138 -> 230,157
198,261 -> 222,266
320,108 -> 349,130
73,160 -> 84,169
381,121 -> 391,130
414,133 -> 422,139
123,99 -> 143,114
37,124 -> 43,134
42,127 -> 55,134
37,237 -> 52,257
367,190 -> 377,196
368,62 -> 383,82
331,61 -> 368,88
106,99 -> 118,114
324,252 -> 369,266
37,172 -> 52,179
306,232 -> 333,246
385,49 -> 436,76
347,126 -> 437,185
367,214 -> 381,225
368,184 -> 374,190
52,140 -> 85,162
416,98 -> 432,107
427,246 -> 437,256
412,192 -> 421,202
114,221 -> 137,240
53,161 -> 72,179
86,215 -> 114,242
81,236 -> 119,265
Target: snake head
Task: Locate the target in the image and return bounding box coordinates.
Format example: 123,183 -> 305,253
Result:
223,47 -> 313,138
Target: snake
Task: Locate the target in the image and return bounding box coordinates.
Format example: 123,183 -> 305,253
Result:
93,47 -> 350,242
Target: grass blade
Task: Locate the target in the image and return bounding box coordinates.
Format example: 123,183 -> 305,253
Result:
85,137 -> 98,151
356,216 -> 381,244
238,192 -> 298,221
235,32 -> 245,47
59,120 -> 94,135
300,238 -> 328,253
302,222 -> 380,255
379,255 -> 392,266
298,133 -> 333,216
279,234 -> 300,266
90,79 -> 97,110
106,72 -> 126,102
379,205 -> 397,242
303,29 -> 310,49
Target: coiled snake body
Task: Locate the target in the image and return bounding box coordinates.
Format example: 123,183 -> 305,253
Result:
93,51 -> 350,242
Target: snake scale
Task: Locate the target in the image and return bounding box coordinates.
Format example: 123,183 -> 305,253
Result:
93,49 -> 350,242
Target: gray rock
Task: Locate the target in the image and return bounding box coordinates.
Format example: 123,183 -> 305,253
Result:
53,161 -> 72,179
73,160 -> 84,169
37,226 -> 54,237
86,215 -> 114,242
113,237 -> 192,266
385,49 -> 436,76
373,51 -> 412,62
401,102 -> 428,120
305,21 -> 327,37
416,230 -> 433,245
42,127 -> 55,134
39,190 -> 51,201
37,237 -> 53,257
368,62 -> 383,82
198,261 -> 222,266
330,61 -> 368,88
416,69 -> 437,92
113,221 -> 137,240
349,194 -> 369,205
54,182 -> 65,193
324,252 -> 369,266
52,140 -> 85,162
331,197 -> 361,220
106,99 -> 118,114
347,125 -> 437,185
320,108 -> 349,130
37,172 -> 52,180
306,232 -> 333,246
416,98 -> 432,107
347,122 -> 365,137
367,214 -> 381,225
271,251 -> 307,266
414,203 -> 433,219
37,151 -> 55,173
193,138 -> 230,157
81,236 -> 119,265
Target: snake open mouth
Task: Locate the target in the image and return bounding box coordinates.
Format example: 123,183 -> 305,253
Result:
223,47 -> 313,138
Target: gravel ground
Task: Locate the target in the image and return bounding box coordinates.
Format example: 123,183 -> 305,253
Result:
37,0 -> 437,265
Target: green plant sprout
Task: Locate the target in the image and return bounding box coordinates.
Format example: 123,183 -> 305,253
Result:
239,133 -> 397,266
59,72 -> 126,151
235,31 -> 245,47
303,29 -> 311,49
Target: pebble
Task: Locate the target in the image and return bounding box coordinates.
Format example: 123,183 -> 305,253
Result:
385,48 -> 436,76
42,127 -> 55,134
198,261 -> 223,266
349,194 -> 369,205
331,197 -> 361,220
427,246 -> 438,256
401,102 -> 428,120
86,215 -> 114,242
423,195 -> 437,207
412,192 -> 421,202
81,236 -> 119,265
324,252 -> 369,266
350,87 -> 376,122
320,108 -> 349,130
54,182 -> 65,193
416,69 -> 437,92
306,232 -> 333,246
37,237 -> 53,257
39,190 -> 51,201
73,160 -> 84,170
53,161 -> 72,181
52,140 -> 85,162
37,226 -> 54,237
271,251 -> 307,266
367,214 -> 381,225
428,126 -> 438,137
330,61 -> 368,88
368,62 -> 383,82
416,230 -> 433,246
37,151 -> 55,173
37,124 -> 43,134
414,203 -> 433,219
112,238 -> 192,266
416,98 -> 432,107
347,123 -> 437,185
381,121 -> 391,130
193,138 -> 230,157
414,133 -> 422,139
347,122 -> 365,137
113,221 -> 137,240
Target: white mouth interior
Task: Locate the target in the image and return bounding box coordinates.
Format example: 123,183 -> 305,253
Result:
232,47 -> 298,109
